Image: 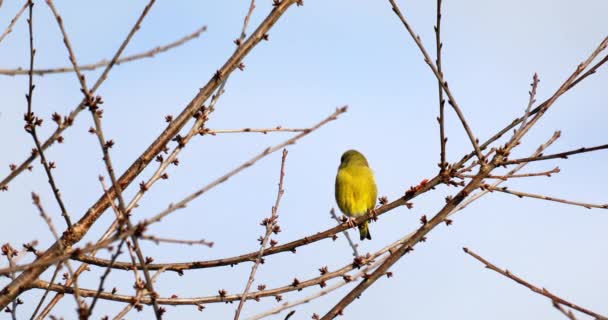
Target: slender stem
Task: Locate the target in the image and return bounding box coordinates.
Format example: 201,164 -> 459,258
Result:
464,248 -> 607,320
0,0 -> 28,44
389,0 -> 484,161
0,26 -> 207,76
502,144 -> 608,166
234,148 -> 287,320
485,185 -> 608,209
435,0 -> 447,173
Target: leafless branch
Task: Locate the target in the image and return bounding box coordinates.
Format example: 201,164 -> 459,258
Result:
23,0 -> 73,228
464,247 -> 607,320
46,1 -> 164,316
31,193 -> 85,317
483,185 -> 608,210
553,301 -> 579,320
0,0 -> 28,44
0,0 -> 158,192
459,167 -> 560,180
389,0 -> 484,162
0,107 -> 346,277
140,235 -> 214,247
318,33 -> 608,316
28,264 -> 61,320
0,0 -> 301,309
329,208 -> 359,257
203,127 -> 309,135
501,144 -> 608,166
0,25 -> 207,76
234,148 -> 287,320
435,0 -> 447,174
245,255 -> 389,320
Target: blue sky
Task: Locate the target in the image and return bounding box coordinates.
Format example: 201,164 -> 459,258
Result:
1,1 -> 607,319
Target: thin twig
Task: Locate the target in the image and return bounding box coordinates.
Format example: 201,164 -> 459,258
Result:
452,52 -> 608,176
23,0 -> 73,228
0,25 -> 207,76
435,0 -> 447,173
35,176 -> 144,319
0,0 -> 159,192
245,255 -> 389,320
46,1 -> 164,317
318,32 -> 608,314
86,240 -> 129,317
141,108 -> 346,231
203,127 -> 309,135
29,229 -> 420,307
484,185 -> 608,210
284,310 -> 296,320
501,144 -> 608,166
0,0 -> 28,44
329,208 -> 359,257
112,267 -> 165,320
553,301 -> 579,320
514,73 -> 539,137
464,247 -> 607,320
140,235 -> 214,247
0,7 -> 300,309
234,148 -> 287,320
28,263 -> 61,320
506,37 -> 608,146
388,0 -> 484,162
451,132 -> 560,222
0,107 -> 349,277
85,181 -> 132,318
458,167 -> 560,180
2,244 -> 18,320
31,193 -> 85,317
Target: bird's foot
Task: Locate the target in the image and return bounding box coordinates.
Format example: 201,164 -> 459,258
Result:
368,208 -> 378,221
342,215 -> 358,229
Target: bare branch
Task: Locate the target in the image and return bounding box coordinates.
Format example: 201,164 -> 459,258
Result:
501,144 -> 608,166
0,0 -> 301,309
203,127 -> 309,135
31,193 -> 85,317
140,235 -> 214,247
46,1 -> 164,316
23,0 -> 73,228
330,208 -> 359,257
245,255 -> 389,320
435,0 -> 447,173
464,247 -> 607,320
389,0 -> 484,162
459,167 -> 560,180
0,0 -> 28,44
0,0 -> 158,192
0,107 -> 348,276
234,147 -> 287,320
0,25 -> 207,76
483,185 -> 608,210
553,302 -> 579,320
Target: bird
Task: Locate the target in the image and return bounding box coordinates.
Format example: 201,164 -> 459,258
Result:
335,149 -> 377,240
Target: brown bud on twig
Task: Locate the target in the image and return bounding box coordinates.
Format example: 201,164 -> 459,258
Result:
319,266 -> 328,275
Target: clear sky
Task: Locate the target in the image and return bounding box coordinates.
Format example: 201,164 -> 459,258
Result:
1,1 -> 607,319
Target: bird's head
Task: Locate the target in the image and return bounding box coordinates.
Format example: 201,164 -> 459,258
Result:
340,149 -> 370,167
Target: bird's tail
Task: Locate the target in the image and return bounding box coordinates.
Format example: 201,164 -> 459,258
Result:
358,220 -> 372,240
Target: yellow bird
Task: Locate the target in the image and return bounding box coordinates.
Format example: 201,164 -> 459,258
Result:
335,150 -> 377,240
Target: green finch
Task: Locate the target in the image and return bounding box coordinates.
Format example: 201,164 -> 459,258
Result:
335,150 -> 377,240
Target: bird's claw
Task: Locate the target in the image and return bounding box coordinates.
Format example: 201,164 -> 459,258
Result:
368,208 -> 378,221
342,215 -> 357,228
346,216 -> 358,229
